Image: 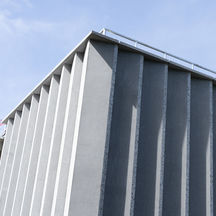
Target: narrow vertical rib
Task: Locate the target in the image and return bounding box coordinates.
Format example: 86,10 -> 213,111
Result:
0,111 -> 21,212
213,85 -> 216,216
29,75 -> 60,216
51,53 -> 83,216
11,94 -> 40,216
40,64 -> 71,216
3,103 -> 30,216
20,85 -> 49,216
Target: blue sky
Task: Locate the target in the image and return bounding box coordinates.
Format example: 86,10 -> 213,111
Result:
0,0 -> 216,131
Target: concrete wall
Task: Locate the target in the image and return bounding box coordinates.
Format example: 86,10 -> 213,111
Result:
0,38 -> 215,216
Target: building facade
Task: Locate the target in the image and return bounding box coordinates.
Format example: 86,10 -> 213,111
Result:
0,29 -> 215,216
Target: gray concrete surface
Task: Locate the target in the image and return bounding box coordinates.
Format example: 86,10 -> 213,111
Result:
51,53 -> 83,216
20,85 -> 49,216
0,111 -> 21,213
40,64 -> 71,216
213,86 -> 216,216
102,51 -> 143,216
68,40 -> 118,216
162,69 -> 190,216
3,103 -> 30,216
11,94 -> 40,216
30,75 -> 60,216
189,79 -> 213,216
134,60 -> 168,216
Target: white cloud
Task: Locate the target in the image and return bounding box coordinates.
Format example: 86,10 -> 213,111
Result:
0,0 -> 32,9
0,11 -> 55,36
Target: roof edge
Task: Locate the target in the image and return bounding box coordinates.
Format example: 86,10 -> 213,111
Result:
3,29 -> 216,123
2,31 -> 95,123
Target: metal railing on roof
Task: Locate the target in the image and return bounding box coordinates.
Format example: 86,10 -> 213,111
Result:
100,28 -> 216,77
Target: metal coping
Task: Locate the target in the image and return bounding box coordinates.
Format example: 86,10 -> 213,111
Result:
100,28 -> 216,77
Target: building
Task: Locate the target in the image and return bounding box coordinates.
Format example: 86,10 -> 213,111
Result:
0,29 -> 215,216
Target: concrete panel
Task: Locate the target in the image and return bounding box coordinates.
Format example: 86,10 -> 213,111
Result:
0,118 -> 13,185
0,111 -> 21,212
40,64 -> 71,216
11,94 -> 39,216
29,75 -> 60,216
102,51 -> 144,216
68,41 -> 118,216
189,79 -> 213,216
3,103 -> 30,216
51,53 -> 83,216
162,70 -> 190,216
20,85 -> 49,216
134,60 -> 168,216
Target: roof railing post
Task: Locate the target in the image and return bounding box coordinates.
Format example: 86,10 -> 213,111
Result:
163,52 -> 167,59
101,28 -> 106,35
134,41 -> 138,47
192,64 -> 194,70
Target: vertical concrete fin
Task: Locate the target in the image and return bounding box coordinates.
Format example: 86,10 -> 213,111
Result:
3,103 -> 30,216
102,51 -> 144,216
40,64 -> 71,216
51,52 -> 84,216
189,79 -> 213,216
20,85 -> 49,216
0,111 -> 21,212
11,94 -> 40,216
134,60 -> 168,216
0,118 -> 14,184
162,70 -> 190,216
29,75 -> 60,216
213,85 -> 216,216
130,55 -> 145,216
67,40 -> 118,216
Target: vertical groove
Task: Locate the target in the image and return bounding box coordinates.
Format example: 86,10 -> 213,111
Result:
184,73 -> 191,216
209,81 -> 213,216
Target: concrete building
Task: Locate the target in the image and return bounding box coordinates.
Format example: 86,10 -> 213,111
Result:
0,28 -> 215,216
